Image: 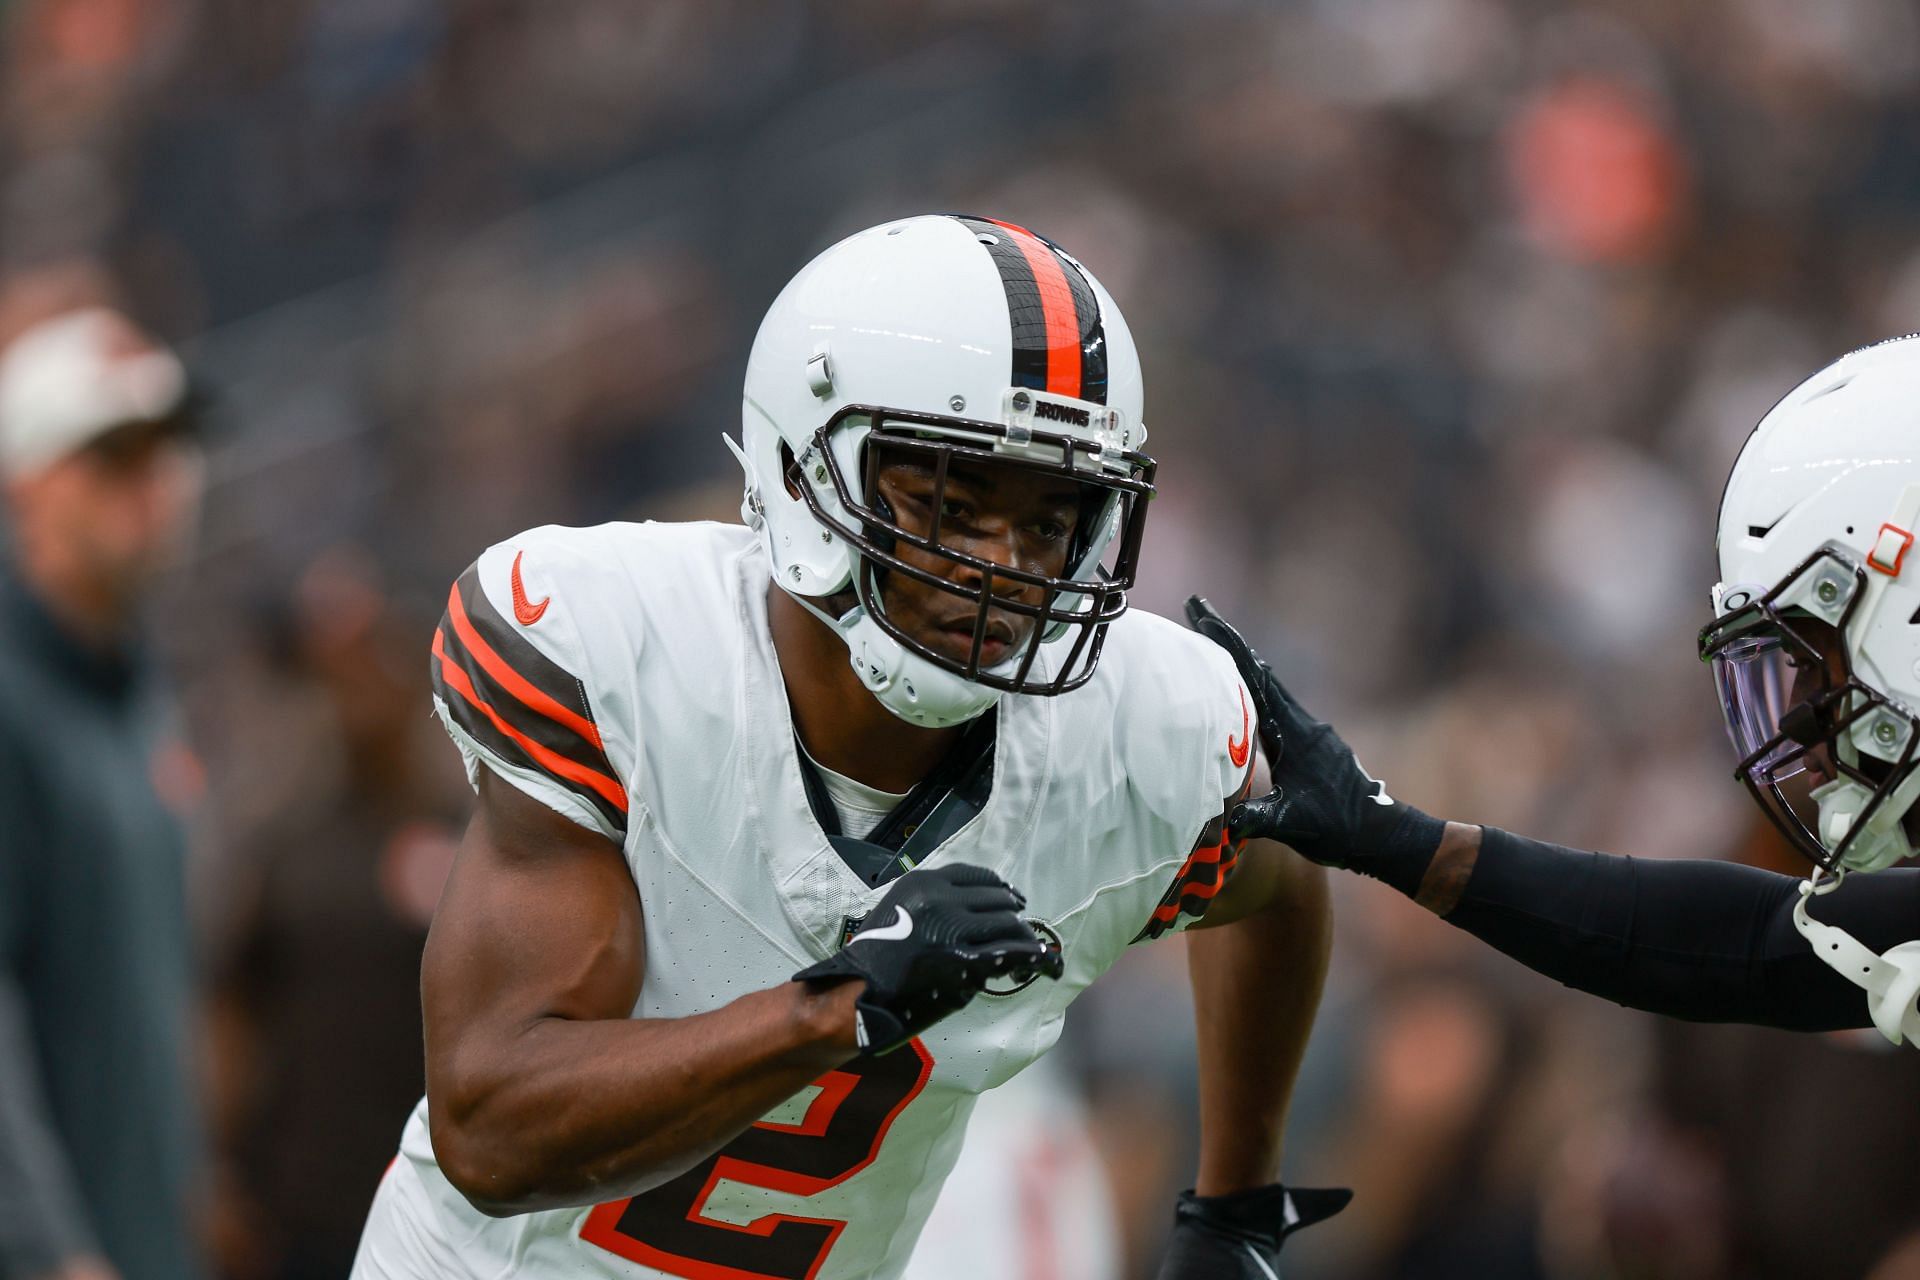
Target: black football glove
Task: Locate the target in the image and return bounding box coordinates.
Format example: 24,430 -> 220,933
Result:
1185,596 -> 1444,894
1155,1183 -> 1352,1279
793,863 -> 1062,1055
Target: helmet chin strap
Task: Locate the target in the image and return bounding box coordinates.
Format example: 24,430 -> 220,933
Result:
730,426 -> 989,727
786,590 -> 1002,729
1793,869 -> 1920,1046
1814,771 -> 1920,873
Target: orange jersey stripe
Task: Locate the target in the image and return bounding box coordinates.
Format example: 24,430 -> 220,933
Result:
445,581 -> 608,753
987,219 -> 1083,398
1150,839 -> 1235,923
433,629 -> 629,814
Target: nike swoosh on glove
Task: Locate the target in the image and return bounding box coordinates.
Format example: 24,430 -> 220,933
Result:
793,863 -> 1062,1055
1185,596 -> 1445,895
1155,1183 -> 1352,1280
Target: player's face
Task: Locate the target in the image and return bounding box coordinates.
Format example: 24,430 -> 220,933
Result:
1784,614 -> 1848,785
8,421 -> 204,600
870,452 -> 1085,670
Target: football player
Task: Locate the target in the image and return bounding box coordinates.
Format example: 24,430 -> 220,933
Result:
1188,335 -> 1920,1050
351,215 -> 1347,1280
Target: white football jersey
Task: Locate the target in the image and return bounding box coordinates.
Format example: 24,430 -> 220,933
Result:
353,520 -> 1251,1280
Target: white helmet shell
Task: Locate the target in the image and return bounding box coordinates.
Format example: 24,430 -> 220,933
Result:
732,215 -> 1149,728
1711,335 -> 1920,872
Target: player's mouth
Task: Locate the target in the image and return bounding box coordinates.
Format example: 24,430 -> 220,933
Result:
933,614 -> 1020,668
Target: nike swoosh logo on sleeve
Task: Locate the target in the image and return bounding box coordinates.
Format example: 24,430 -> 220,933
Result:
511,550 -> 551,625
1227,687 -> 1252,769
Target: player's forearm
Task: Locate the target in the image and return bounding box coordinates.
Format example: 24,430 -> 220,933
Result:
430,979 -> 861,1216
1418,823 -> 1920,1030
1186,841 -> 1331,1195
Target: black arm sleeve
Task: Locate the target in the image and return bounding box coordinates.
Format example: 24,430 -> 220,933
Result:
1444,827 -> 1920,1031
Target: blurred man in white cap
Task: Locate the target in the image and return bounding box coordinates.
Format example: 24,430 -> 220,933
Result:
0,305 -> 208,1280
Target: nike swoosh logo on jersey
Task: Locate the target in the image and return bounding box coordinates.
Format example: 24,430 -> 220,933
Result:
1228,687 -> 1251,769
511,550 -> 550,625
851,907 -> 914,945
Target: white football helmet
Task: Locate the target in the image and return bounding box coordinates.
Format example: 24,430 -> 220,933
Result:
730,214 -> 1154,728
1703,335 -> 1920,875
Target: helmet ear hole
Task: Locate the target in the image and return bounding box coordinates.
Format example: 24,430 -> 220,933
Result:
779,442 -> 806,501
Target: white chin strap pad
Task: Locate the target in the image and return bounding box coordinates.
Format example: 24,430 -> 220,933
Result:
792,593 -> 1002,729
1813,777 -> 1917,873
1793,876 -> 1920,1046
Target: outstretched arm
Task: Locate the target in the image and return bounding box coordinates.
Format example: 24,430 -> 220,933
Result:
1185,595 -> 1920,1036
1409,823 -> 1920,1031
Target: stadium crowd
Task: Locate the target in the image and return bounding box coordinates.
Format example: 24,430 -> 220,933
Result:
5,0 -> 1920,1276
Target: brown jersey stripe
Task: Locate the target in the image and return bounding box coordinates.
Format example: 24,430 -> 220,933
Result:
446,577 -> 606,751
440,564 -> 620,787
434,611 -> 621,788
432,628 -> 629,831
1131,760 -> 1256,942
1133,822 -> 1236,942
452,562 -> 598,729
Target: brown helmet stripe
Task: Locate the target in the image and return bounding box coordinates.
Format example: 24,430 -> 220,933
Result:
951,215 -> 1108,404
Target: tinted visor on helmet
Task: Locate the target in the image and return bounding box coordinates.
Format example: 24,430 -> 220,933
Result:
799,403 -> 1155,697
1699,548 -> 1920,870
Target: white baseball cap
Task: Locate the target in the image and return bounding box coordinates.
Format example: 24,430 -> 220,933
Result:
0,308 -> 192,479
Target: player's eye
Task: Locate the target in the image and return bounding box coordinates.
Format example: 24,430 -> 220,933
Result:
1029,519 -> 1070,542
940,499 -> 974,523
882,484 -> 930,514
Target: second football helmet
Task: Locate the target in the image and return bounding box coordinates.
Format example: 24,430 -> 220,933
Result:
731,215 -> 1154,728
1703,335 -> 1920,874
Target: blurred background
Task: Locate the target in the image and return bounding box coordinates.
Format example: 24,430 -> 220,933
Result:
5,0 -> 1920,1277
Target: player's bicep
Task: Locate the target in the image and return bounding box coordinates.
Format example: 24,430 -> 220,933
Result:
423,770 -> 643,1089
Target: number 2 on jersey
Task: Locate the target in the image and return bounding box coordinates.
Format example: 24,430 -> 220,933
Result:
580,1040 -> 934,1279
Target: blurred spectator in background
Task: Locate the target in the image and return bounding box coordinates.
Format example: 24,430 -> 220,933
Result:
201,550 -> 466,1280
1585,819 -> 1920,1280
0,301 -> 207,1280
